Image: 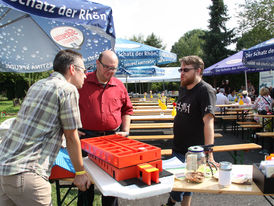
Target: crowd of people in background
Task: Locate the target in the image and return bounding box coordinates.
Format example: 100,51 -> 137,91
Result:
215,79 -> 274,114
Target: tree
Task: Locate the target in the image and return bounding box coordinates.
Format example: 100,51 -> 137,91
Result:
128,33 -> 169,93
236,26 -> 272,50
0,71 -> 51,100
130,34 -> 145,44
144,33 -> 166,50
171,29 -> 206,66
236,0 -> 273,50
130,33 -> 166,49
238,0 -> 273,34
202,0 -> 235,67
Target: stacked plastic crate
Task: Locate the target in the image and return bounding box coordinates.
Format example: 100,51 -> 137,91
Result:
81,135 -> 162,185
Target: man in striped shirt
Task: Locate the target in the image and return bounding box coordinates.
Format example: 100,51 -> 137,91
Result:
0,49 -> 91,206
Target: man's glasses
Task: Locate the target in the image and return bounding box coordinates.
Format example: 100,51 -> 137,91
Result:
74,65 -> 87,74
178,67 -> 195,73
99,60 -> 117,71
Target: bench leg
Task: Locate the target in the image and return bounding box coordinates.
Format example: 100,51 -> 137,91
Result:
54,180 -> 77,206
55,180 -> 61,206
229,151 -> 244,164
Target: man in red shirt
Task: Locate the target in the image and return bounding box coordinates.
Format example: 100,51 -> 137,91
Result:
78,50 -> 133,206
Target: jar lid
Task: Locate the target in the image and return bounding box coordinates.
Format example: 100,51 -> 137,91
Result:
188,146 -> 204,152
220,161 -> 232,171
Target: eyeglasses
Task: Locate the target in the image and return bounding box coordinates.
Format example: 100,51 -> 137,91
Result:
99,59 -> 117,71
178,67 -> 196,73
74,65 -> 87,74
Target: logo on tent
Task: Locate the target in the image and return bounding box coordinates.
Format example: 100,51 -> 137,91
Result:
50,26 -> 84,49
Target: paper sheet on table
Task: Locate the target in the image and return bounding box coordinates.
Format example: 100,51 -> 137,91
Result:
162,157 -> 186,180
84,157 -> 174,200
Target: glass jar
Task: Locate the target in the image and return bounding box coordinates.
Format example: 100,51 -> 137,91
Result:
218,161 -> 232,187
185,146 -> 206,183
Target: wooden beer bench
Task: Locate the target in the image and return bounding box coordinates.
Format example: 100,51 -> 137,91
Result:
255,132 -> 274,152
239,124 -> 263,139
235,121 -> 259,135
130,122 -> 173,129
133,105 -> 173,110
161,143 -> 262,164
133,109 -> 172,116
128,133 -> 223,140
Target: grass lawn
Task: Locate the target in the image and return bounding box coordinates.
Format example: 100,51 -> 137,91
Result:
51,183 -> 102,206
0,99 -> 20,123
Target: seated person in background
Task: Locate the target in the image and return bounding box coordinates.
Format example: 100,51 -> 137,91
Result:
228,89 -> 237,102
239,90 -> 252,105
215,88 -> 229,111
253,87 -> 273,115
247,80 -> 255,96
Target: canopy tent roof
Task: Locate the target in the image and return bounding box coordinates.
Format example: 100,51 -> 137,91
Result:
243,38 -> 274,69
203,50 -> 271,76
115,65 -> 165,77
115,38 -> 177,68
117,67 -> 180,83
0,0 -> 115,72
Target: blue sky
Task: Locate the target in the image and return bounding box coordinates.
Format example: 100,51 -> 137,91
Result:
94,0 -> 245,51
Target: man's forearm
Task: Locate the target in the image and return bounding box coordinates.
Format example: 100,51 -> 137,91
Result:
121,114 -> 131,133
64,129 -> 85,172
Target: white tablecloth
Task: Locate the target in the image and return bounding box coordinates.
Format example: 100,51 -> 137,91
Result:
84,157 -> 174,200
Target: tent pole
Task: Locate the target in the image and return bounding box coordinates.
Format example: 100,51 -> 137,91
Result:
245,71 -> 248,92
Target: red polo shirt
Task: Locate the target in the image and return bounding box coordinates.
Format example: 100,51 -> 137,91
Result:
78,71 -> 133,131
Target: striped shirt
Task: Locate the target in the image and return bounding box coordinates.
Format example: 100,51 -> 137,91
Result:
0,72 -> 82,178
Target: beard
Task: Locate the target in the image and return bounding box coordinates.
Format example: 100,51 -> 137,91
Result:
180,74 -> 196,87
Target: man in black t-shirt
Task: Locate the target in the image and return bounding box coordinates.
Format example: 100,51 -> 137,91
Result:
164,56 -> 217,206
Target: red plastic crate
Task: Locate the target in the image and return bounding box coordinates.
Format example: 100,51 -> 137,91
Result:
49,165 -> 75,180
88,153 -> 162,182
81,135 -> 161,168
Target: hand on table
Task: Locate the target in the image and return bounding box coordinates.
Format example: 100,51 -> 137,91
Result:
73,173 -> 92,191
207,154 -> 220,167
208,157 -> 220,168
115,131 -> 129,137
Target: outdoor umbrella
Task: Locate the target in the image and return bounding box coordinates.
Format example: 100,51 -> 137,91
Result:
118,67 -> 180,83
243,38 -> 274,69
116,65 -> 165,77
114,38 -> 177,77
0,0 -> 115,73
203,50 -> 273,91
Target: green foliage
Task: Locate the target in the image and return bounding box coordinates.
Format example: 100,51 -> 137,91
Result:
202,0 -> 235,67
236,0 -> 273,50
0,71 -> 52,100
130,34 -> 145,44
171,29 -> 206,66
0,73 -> 28,100
144,33 -> 166,50
236,26 -> 273,50
0,100 -> 20,123
238,0 -> 273,34
130,33 -> 166,49
50,183 -> 102,206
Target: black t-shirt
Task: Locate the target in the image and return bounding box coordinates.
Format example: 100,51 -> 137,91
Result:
173,80 -> 216,154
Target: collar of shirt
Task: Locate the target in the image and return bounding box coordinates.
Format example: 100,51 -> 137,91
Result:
86,71 -> 118,86
50,71 -> 67,82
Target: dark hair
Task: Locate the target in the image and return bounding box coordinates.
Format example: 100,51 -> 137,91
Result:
179,55 -> 204,75
53,49 -> 83,75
